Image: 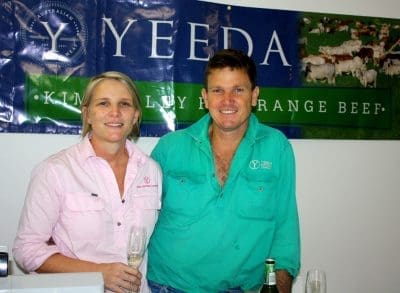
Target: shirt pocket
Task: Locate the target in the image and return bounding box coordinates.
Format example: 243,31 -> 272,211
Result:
131,194 -> 161,210
235,171 -> 277,221
62,192 -> 107,240
127,193 -> 161,235
162,171 -> 209,222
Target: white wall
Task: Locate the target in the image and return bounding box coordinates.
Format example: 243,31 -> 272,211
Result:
1,0 -> 400,292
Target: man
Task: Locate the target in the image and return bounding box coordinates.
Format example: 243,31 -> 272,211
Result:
147,49 -> 300,293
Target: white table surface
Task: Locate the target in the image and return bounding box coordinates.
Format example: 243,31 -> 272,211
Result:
0,272 -> 103,292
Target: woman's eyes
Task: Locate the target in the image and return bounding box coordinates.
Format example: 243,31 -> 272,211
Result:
120,101 -> 133,107
98,101 -> 109,106
96,101 -> 132,107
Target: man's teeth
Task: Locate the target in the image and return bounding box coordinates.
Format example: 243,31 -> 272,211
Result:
220,109 -> 236,114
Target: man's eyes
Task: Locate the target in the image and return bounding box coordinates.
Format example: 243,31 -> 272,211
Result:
211,88 -> 224,94
211,87 -> 245,94
233,87 -> 245,93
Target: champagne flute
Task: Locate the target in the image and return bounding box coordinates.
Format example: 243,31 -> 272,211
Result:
127,226 -> 147,269
305,269 -> 326,293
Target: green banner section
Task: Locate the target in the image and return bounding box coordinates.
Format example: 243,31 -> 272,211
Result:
24,75 -> 208,125
256,87 -> 392,129
25,74 -> 392,130
137,81 -> 207,124
25,74 -> 89,123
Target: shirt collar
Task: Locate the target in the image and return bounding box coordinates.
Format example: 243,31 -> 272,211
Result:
186,113 -> 212,143
186,113 -> 261,145
79,134 -> 96,160
242,113 -> 260,145
78,134 -> 143,164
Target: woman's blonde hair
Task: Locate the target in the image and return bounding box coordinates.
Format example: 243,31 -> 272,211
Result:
80,71 -> 142,139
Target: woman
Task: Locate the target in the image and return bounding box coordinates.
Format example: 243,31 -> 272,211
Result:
13,71 -> 162,293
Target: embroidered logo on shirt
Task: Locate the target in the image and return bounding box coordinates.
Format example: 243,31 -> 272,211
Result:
249,160 -> 261,169
136,176 -> 158,188
249,160 -> 272,170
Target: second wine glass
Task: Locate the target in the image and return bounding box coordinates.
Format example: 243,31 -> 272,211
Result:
305,269 -> 326,293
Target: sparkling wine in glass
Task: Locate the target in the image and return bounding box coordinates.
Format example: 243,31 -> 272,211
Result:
127,226 -> 147,269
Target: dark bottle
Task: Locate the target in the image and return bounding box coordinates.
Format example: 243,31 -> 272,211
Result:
0,251 -> 8,277
261,258 -> 279,293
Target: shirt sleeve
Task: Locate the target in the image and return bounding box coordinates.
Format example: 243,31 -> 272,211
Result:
150,139 -> 163,166
153,158 -> 163,211
270,139 -> 301,278
12,161 -> 62,272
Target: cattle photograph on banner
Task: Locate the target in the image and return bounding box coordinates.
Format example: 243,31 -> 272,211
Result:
0,0 -> 399,139
297,12 -> 400,139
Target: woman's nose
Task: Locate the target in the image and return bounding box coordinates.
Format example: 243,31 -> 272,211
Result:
109,104 -> 121,115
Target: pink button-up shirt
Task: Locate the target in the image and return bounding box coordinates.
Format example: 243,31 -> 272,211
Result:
13,135 -> 162,293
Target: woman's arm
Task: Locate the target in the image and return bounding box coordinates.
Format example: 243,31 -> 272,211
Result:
37,253 -> 142,293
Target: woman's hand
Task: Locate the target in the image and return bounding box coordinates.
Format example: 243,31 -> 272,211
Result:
100,262 -> 142,292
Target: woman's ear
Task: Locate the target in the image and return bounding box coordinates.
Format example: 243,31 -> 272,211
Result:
133,109 -> 140,125
81,106 -> 91,124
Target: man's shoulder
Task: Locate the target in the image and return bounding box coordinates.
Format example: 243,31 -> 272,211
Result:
251,122 -> 293,155
157,128 -> 191,144
255,121 -> 289,142
152,128 -> 195,158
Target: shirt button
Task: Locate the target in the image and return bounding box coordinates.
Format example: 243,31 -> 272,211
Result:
121,199 -> 125,203
117,222 -> 122,226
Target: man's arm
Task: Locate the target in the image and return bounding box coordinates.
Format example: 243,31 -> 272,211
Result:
276,269 -> 293,293
270,140 -> 300,281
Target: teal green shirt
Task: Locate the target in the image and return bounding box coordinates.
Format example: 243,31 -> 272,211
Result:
148,114 -> 300,292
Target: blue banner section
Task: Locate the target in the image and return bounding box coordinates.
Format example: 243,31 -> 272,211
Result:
1,0 -> 399,138
100,1 -> 301,87
0,0 -> 302,136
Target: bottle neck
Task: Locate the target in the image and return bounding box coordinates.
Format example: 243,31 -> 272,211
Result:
264,261 -> 276,286
265,271 -> 276,286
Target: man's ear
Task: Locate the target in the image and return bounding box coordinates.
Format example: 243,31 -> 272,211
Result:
201,88 -> 209,109
251,86 -> 259,107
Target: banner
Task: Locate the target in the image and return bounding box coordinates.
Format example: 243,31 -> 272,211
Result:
1,0 -> 400,138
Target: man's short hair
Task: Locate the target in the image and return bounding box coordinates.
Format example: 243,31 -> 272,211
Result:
204,49 -> 257,90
